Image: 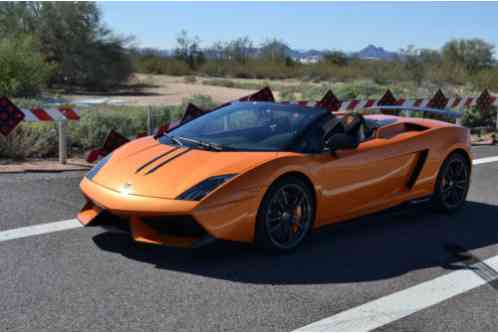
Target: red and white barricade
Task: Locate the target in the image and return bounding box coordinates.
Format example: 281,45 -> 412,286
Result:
0,96 -> 80,163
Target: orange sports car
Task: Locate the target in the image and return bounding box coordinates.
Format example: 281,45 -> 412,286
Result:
78,102 -> 472,252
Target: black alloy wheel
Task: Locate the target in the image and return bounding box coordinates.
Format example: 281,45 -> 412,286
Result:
433,152 -> 470,212
256,176 -> 315,252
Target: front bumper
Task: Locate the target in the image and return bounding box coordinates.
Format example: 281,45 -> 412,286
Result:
78,177 -> 214,248
78,177 -> 260,247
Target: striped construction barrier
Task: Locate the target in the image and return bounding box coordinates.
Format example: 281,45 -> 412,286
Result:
0,96 -> 80,164
21,107 -> 80,122
280,89 -> 498,113
0,96 -> 80,137
158,87 -> 498,134
280,96 -> 495,111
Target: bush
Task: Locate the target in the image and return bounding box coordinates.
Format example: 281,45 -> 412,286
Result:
73,39 -> 134,92
0,122 -> 58,160
461,106 -> 497,129
184,75 -> 197,84
69,105 -> 182,149
202,79 -> 237,88
0,36 -> 54,97
181,94 -> 217,109
471,69 -> 498,92
134,56 -> 192,76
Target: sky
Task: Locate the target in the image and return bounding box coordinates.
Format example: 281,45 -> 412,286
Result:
100,2 -> 498,53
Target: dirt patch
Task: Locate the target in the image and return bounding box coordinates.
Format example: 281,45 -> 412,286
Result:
64,74 -> 268,106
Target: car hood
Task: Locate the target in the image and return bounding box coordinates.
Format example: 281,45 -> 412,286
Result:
91,137 -> 278,199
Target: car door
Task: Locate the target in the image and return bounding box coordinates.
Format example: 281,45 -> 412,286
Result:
313,136 -> 420,224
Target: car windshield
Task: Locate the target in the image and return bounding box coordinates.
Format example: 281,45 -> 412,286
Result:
163,102 -> 328,151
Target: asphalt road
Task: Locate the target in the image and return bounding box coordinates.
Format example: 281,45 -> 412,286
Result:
0,146 -> 497,331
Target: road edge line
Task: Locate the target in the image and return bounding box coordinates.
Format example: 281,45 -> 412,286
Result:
0,219 -> 82,243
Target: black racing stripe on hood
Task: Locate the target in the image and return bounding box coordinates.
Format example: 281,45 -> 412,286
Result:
144,148 -> 192,175
135,147 -> 180,174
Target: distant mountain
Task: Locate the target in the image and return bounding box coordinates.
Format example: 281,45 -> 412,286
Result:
135,47 -> 174,57
353,44 -> 398,61
134,44 -> 399,63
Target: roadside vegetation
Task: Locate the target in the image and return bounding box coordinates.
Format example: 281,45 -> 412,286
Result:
133,32 -> 498,94
0,3 -> 497,160
0,2 -> 133,96
0,95 -> 216,160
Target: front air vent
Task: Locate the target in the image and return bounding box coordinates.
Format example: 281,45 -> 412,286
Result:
141,216 -> 207,237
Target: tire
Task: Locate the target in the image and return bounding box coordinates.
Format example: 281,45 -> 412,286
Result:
255,176 -> 315,253
432,152 -> 471,213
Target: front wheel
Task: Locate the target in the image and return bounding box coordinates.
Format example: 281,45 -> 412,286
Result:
255,176 -> 315,253
432,152 -> 470,212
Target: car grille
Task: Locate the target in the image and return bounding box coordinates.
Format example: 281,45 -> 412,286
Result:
141,216 -> 207,237
93,211 -> 131,233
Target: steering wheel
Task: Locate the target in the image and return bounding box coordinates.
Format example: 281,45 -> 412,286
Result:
341,113 -> 369,142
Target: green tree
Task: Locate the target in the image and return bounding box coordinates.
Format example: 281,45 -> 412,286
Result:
0,2 -> 39,36
399,45 -> 425,86
322,51 -> 349,66
225,37 -> 253,64
0,35 -> 54,97
442,38 -> 495,75
419,49 -> 441,65
471,68 -> 498,92
175,30 -> 205,70
0,2 -> 133,91
259,38 -> 289,64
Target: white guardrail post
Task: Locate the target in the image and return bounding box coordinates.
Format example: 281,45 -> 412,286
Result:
147,106 -> 154,136
58,119 -> 67,164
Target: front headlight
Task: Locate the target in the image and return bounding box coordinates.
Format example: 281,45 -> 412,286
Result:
176,174 -> 237,201
86,153 -> 112,180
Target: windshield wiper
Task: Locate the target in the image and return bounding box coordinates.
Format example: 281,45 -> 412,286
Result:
176,136 -> 224,151
156,132 -> 184,146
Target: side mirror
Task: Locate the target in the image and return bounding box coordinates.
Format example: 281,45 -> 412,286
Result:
324,133 -> 359,153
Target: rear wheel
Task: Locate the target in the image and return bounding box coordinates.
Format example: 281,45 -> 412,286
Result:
432,152 -> 470,212
255,176 -> 315,253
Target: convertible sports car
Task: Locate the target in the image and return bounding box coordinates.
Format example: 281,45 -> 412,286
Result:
78,101 -> 472,252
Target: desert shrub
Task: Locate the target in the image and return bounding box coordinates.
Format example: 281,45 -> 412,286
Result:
470,69 -> 498,92
334,81 -> 389,100
0,122 -> 58,160
182,94 -> 217,109
461,106 -> 497,129
70,105 -> 184,149
0,35 -> 54,97
279,88 -> 299,101
203,79 -> 237,88
184,75 -> 197,84
199,61 -> 230,77
69,95 -> 215,152
299,84 -> 330,101
134,56 -> 192,76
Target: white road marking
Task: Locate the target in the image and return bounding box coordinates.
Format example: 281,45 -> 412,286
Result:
296,255 -> 498,331
0,219 -> 81,243
472,156 -> 498,165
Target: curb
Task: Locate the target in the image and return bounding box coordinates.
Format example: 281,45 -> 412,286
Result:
0,164 -> 91,174
0,168 -> 90,174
